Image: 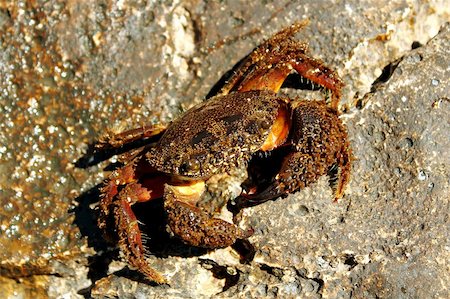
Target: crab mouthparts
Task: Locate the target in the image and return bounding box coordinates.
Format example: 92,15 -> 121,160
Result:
166,180 -> 206,206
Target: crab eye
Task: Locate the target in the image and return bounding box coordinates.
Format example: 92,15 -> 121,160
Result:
188,159 -> 201,172
179,158 -> 200,173
259,120 -> 271,130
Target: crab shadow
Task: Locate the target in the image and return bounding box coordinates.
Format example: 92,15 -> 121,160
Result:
73,139 -> 211,257
72,141 -> 255,288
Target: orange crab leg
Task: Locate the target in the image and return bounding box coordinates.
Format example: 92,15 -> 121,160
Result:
289,54 -> 343,110
140,176 -> 167,200
232,54 -> 343,109
99,177 -> 167,283
237,65 -> 292,93
97,124 -> 167,150
220,21 -> 309,95
98,156 -> 170,283
220,21 -> 343,109
115,193 -> 166,283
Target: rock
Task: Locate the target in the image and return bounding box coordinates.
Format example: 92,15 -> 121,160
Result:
0,1 -> 448,298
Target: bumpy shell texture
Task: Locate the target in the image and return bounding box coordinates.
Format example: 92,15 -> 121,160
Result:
147,90 -> 284,178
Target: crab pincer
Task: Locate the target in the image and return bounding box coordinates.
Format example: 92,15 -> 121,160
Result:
235,100 -> 351,209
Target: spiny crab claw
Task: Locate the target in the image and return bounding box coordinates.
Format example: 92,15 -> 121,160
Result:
235,100 -> 351,209
164,183 -> 253,249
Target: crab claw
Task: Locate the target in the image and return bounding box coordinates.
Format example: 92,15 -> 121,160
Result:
235,151 -> 328,209
236,100 -> 351,209
164,182 -> 253,248
232,184 -> 282,211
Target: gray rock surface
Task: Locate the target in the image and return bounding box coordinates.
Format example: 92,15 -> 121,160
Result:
0,1 -> 448,298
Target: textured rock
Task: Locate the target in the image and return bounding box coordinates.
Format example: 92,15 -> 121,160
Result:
0,0 -> 448,298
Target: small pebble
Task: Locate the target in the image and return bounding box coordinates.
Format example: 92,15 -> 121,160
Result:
417,170 -> 427,181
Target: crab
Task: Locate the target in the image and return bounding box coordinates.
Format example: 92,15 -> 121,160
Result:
96,21 -> 351,283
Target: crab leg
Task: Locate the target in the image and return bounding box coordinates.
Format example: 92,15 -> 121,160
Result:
332,139 -> 352,200
96,124 -> 166,151
99,156 -> 169,283
115,186 -> 166,283
289,53 -> 343,109
220,21 -> 343,109
164,183 -> 253,248
238,152 -> 324,205
99,158 -> 164,230
219,21 -> 308,95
